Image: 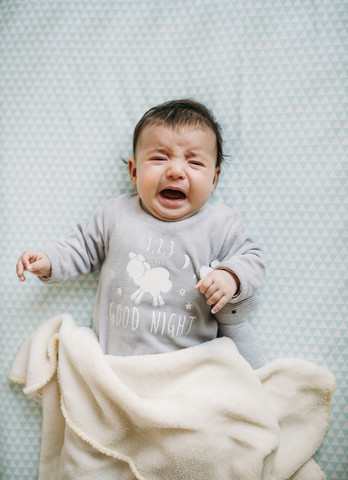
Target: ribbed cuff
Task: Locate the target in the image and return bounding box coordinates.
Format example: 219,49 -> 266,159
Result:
214,294 -> 260,325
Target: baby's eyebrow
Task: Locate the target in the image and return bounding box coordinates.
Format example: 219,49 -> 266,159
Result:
185,150 -> 199,158
185,149 -> 209,161
149,147 -> 170,155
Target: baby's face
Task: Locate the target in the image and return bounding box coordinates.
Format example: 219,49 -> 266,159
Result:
128,124 -> 220,222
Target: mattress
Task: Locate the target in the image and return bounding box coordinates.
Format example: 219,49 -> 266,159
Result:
1,0 -> 347,478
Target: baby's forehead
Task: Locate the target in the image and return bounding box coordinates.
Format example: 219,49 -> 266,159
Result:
137,122 -> 216,146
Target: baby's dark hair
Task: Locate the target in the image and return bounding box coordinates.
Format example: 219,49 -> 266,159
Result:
133,99 -> 226,167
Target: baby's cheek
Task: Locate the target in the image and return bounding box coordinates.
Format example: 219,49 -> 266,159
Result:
145,179 -> 155,190
142,173 -> 158,189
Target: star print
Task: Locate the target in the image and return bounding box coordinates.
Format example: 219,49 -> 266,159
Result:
185,302 -> 192,311
179,288 -> 186,296
117,287 -> 123,296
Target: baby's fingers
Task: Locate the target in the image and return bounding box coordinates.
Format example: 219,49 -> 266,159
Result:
194,276 -> 213,295
27,258 -> 46,275
211,296 -> 228,315
16,250 -> 48,281
16,257 -> 26,282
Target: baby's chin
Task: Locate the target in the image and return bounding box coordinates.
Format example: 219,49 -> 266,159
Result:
145,201 -> 199,223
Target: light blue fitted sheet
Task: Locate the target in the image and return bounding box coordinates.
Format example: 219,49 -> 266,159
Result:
1,1 -> 347,478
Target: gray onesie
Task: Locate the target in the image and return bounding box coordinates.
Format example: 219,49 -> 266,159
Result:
42,193 -> 266,366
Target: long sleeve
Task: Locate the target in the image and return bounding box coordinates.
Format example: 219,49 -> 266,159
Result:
41,202 -> 111,284
212,213 -> 266,302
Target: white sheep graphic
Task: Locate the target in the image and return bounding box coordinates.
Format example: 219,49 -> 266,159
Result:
127,252 -> 172,307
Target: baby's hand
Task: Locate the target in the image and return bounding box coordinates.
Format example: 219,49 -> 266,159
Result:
16,250 -> 51,282
194,269 -> 240,314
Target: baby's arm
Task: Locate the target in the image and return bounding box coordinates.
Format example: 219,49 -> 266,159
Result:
194,269 -> 240,314
15,200 -> 112,285
16,250 -> 51,282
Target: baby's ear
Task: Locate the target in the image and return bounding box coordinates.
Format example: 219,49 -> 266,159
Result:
212,166 -> 221,191
128,158 -> 137,185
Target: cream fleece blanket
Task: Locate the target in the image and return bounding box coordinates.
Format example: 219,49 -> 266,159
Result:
10,314 -> 334,480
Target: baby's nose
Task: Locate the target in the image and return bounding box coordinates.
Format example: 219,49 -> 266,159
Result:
166,159 -> 186,178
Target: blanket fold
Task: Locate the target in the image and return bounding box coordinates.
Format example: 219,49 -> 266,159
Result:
10,314 -> 334,480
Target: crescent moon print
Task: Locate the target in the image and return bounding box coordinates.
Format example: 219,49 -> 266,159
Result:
181,255 -> 190,269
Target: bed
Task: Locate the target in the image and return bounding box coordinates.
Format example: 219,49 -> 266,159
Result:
1,0 -> 347,478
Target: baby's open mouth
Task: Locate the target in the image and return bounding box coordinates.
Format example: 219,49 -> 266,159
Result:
160,189 -> 187,201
